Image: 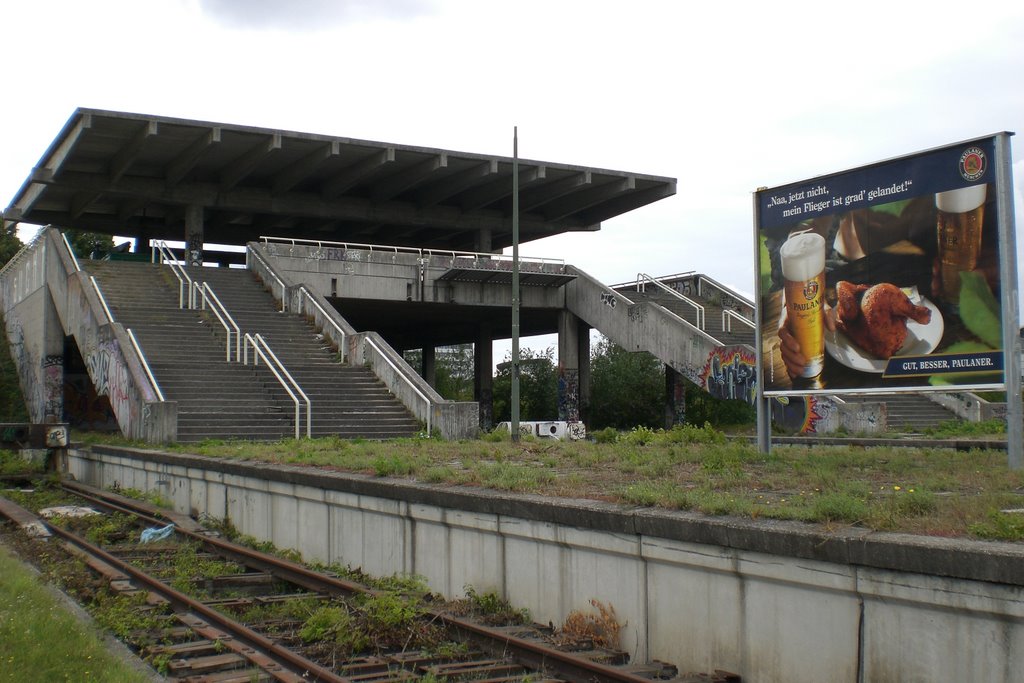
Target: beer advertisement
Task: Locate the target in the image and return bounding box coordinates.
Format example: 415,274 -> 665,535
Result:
756,136 -> 1011,396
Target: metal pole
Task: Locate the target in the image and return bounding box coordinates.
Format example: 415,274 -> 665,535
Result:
511,126 -> 521,442
995,133 -> 1021,469
752,189 -> 771,454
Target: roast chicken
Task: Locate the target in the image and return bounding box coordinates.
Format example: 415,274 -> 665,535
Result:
835,281 -> 931,358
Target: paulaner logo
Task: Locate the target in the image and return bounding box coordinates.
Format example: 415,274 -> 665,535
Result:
959,147 -> 986,182
802,279 -> 819,302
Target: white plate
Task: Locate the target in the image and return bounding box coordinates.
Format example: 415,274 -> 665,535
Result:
825,297 -> 943,373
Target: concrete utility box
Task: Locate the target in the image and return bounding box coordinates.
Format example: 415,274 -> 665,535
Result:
496,420 -> 585,441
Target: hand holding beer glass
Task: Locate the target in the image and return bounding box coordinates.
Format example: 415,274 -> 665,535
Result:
935,184 -> 986,310
778,232 -> 829,379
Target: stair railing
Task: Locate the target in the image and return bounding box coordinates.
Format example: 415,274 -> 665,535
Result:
126,329 -> 165,401
297,285 -> 346,362
365,336 -> 431,436
193,282 -> 242,362
722,309 -> 756,333
697,273 -> 755,309
89,276 -> 115,323
152,240 -> 195,309
246,247 -> 287,312
243,333 -> 311,439
60,232 -> 82,272
636,273 -> 705,330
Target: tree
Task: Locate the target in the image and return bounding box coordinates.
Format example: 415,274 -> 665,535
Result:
0,218 -> 23,268
403,343 -> 475,401
492,347 -> 557,422
587,334 -> 756,430
588,336 -> 663,430
64,229 -> 114,259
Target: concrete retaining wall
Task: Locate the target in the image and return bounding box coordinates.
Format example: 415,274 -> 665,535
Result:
70,445 -> 1024,683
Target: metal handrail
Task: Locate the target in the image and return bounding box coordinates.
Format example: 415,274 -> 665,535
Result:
365,336 -> 431,436
194,282 -> 241,362
608,270 -> 696,291
126,328 -> 165,402
722,309 -> 756,332
243,333 -> 311,439
152,240 -> 195,309
259,235 -> 565,267
297,286 -> 346,362
0,233 -> 40,278
60,232 -> 82,272
246,246 -> 286,311
89,276 -> 115,323
637,273 -> 705,330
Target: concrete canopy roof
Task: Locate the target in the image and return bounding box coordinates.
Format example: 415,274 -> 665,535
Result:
4,108 -> 676,252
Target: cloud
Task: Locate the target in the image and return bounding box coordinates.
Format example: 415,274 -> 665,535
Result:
198,0 -> 435,31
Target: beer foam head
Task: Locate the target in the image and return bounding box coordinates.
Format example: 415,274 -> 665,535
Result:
936,184 -> 986,212
780,232 -> 825,282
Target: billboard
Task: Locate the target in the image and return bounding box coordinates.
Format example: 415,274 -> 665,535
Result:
756,135 -> 1015,396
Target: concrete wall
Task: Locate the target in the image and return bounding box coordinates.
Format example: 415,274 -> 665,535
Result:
251,243 -> 479,439
0,229 -> 176,441
71,445 -> 1024,683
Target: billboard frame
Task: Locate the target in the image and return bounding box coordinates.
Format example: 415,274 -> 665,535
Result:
753,133 -> 1019,467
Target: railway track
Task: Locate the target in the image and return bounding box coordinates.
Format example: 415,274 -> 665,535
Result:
0,478 -> 740,683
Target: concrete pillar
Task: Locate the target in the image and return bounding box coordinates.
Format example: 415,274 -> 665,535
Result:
578,323 -> 591,426
474,329 -> 493,430
422,345 -> 437,388
185,204 -> 204,267
42,291 -> 64,423
665,365 -> 686,429
474,226 -> 492,253
557,311 -> 580,423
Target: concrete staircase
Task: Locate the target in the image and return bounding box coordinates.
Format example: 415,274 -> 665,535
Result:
842,394 -> 958,432
613,280 -> 756,348
83,260 -> 419,441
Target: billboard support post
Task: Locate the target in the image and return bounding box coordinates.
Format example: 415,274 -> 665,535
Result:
753,190 -> 771,454
995,133 -> 1021,469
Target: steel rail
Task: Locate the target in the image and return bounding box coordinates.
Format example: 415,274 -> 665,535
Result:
61,483 -> 670,683
38,513 -> 348,683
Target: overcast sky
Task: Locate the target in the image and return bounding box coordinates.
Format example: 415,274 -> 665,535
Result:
4,0 -> 1023,346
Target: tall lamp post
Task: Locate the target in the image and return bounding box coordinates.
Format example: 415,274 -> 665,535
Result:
511,126 -> 521,442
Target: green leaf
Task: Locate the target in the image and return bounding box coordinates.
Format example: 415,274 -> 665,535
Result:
958,271 -> 1001,348
928,341 -> 1001,386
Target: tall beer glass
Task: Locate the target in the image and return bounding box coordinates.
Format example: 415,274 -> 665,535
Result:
781,232 -> 826,378
936,184 -> 986,308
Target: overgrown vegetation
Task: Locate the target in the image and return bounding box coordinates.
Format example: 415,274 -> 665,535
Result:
111,422 -> 1024,541
556,599 -> 622,650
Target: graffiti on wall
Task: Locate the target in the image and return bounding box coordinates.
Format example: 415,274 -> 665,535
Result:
771,395 -> 837,434
701,346 -> 757,405
600,292 -> 617,308
5,319 -> 44,422
42,355 -> 63,420
187,231 -> 203,267
85,337 -> 141,434
557,367 -> 580,423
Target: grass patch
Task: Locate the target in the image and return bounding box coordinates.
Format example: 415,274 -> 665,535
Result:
75,425 -> 1024,541
0,546 -> 151,682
